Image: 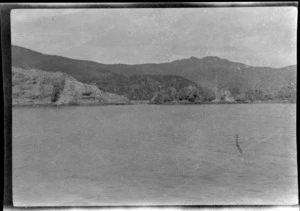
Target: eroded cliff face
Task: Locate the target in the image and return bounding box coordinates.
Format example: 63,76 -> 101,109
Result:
12,67 -> 130,105
219,89 -> 235,102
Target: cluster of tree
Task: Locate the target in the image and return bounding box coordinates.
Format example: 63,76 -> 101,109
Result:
91,72 -> 296,104
94,74 -> 202,101
151,82 -> 297,104
274,83 -> 296,102
232,83 -> 296,103
151,85 -> 214,103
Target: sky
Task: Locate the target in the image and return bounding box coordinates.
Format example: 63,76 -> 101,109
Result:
11,7 -> 297,67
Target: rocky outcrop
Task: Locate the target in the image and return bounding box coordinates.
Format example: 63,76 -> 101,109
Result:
12,67 -> 130,105
213,89 -> 235,103
220,89 -> 235,102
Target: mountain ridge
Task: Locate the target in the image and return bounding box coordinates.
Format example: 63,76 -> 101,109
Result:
11,45 -> 297,102
12,45 -> 295,68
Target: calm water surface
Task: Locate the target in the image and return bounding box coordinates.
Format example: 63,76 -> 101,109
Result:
13,104 -> 297,206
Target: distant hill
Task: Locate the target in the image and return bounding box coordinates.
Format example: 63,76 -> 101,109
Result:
12,45 -> 203,100
103,56 -> 296,93
12,45 -> 297,101
12,45 -> 113,83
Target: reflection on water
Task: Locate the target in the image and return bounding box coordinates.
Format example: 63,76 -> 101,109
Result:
13,104 -> 297,206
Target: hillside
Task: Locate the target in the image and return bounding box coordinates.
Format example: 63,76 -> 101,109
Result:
12,45 -> 113,83
12,45 -> 297,102
94,74 -> 208,101
12,67 -> 130,105
104,56 -> 296,94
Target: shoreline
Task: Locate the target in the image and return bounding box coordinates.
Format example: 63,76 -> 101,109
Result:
12,100 -> 296,107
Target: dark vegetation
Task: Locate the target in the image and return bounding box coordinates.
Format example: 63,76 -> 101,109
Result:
51,80 -> 65,103
12,45 -> 297,104
94,74 -> 200,101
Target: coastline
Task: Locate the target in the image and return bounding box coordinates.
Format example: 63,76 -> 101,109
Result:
12,100 -> 296,107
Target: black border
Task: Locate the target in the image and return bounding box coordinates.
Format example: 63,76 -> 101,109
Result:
1,2 -> 299,210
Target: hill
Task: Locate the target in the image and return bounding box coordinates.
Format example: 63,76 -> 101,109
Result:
93,74 -> 210,101
12,45 -> 297,102
103,56 -> 296,94
12,45 -> 113,83
12,67 -> 130,105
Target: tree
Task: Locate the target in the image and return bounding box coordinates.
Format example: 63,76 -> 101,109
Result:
177,85 -> 203,102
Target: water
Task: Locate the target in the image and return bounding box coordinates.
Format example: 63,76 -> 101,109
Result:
12,104 -> 297,206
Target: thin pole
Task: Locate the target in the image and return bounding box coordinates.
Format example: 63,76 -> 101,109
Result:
236,133 -> 243,154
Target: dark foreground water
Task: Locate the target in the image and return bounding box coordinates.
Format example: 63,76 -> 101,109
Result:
13,104 -> 297,206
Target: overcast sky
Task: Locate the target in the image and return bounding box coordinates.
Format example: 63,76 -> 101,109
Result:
11,7 -> 297,67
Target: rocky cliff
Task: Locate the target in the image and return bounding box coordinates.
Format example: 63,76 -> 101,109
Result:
213,89 -> 235,103
12,67 -> 130,105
